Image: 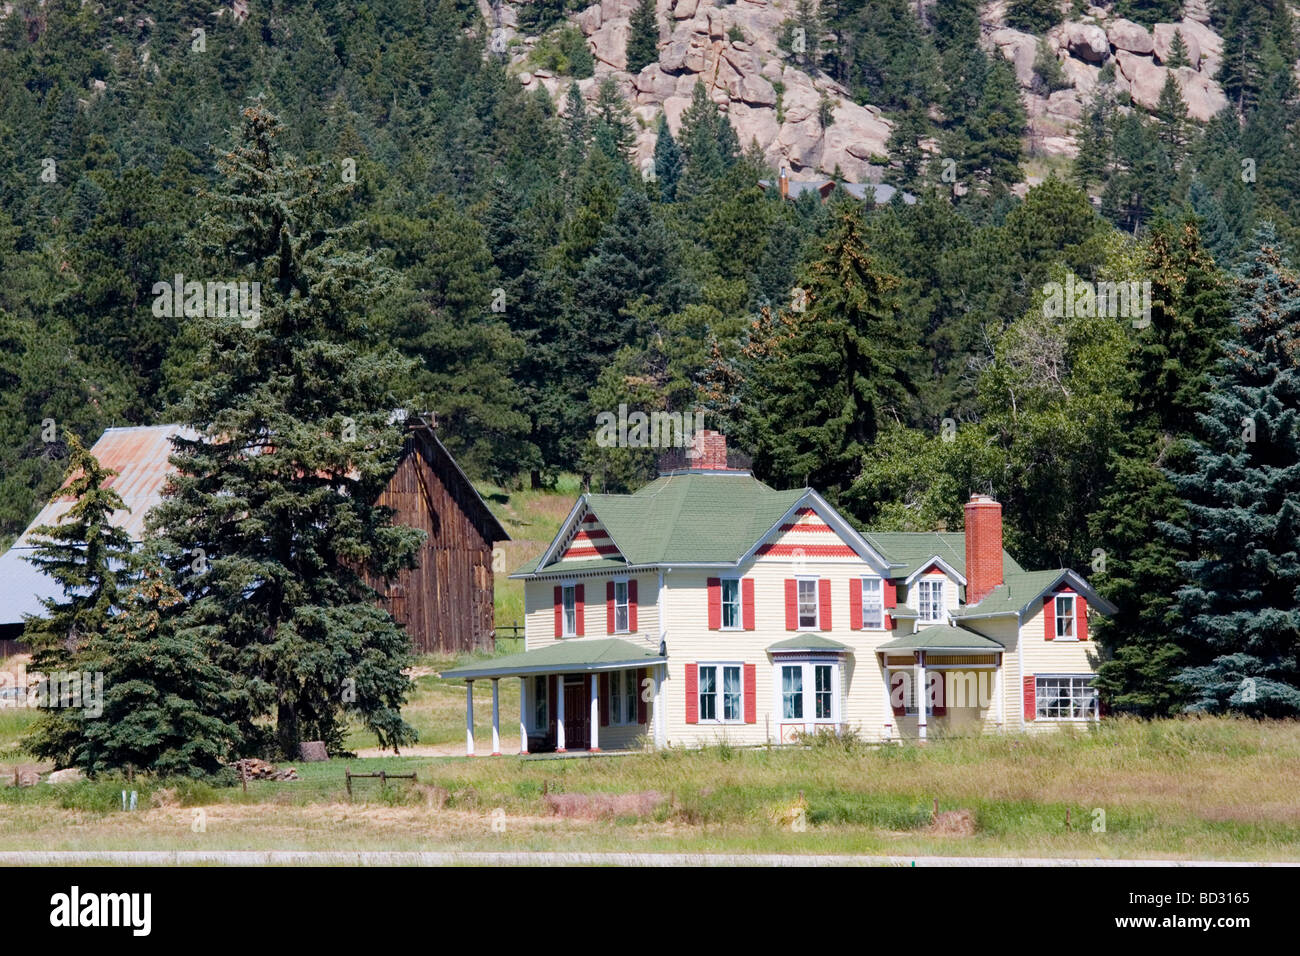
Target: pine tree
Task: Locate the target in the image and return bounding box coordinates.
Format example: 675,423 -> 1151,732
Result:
1165,29 -> 1190,69
1154,74 -> 1189,155
21,433 -> 133,674
1164,227 -> 1300,715
25,569 -> 241,778
739,204 -> 915,499
149,105 -> 425,757
652,115 -> 682,201
1006,0 -> 1062,33
626,0 -> 660,75
675,82 -> 740,206
1089,217 -> 1233,715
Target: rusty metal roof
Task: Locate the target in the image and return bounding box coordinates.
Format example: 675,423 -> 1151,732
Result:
14,425 -> 190,546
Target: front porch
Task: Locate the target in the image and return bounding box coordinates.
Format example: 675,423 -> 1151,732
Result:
879,625 -> 1006,742
439,638 -> 668,756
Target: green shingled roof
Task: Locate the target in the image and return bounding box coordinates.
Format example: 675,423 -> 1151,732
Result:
878,624 -> 1005,651
768,634 -> 850,652
439,638 -> 665,680
954,569 -> 1118,618
516,472 -> 807,575
863,531 -> 1025,579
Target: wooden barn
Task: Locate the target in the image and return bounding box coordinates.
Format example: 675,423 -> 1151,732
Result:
366,417 -> 509,654
0,417 -> 508,656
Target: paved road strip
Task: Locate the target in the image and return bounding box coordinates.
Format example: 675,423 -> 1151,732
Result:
0,851 -> 1289,866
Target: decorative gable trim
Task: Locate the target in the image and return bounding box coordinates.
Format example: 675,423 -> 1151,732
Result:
743,490 -> 893,572
903,556 -> 967,587
537,498 -> 628,568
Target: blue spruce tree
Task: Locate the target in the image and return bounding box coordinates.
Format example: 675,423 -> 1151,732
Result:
1165,226 -> 1300,715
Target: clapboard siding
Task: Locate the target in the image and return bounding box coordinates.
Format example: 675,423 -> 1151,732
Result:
365,427 -> 505,655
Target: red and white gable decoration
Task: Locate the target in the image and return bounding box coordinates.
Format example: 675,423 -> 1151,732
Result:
556,512 -> 623,563
755,507 -> 859,560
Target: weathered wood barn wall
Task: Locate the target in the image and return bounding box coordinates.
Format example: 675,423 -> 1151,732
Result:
366,420 -> 509,654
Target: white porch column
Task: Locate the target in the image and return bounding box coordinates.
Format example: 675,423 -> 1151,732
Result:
589,674 -> 600,752
916,653 -> 927,743
882,665 -> 893,742
519,677 -> 529,754
491,678 -> 501,756
994,654 -> 1005,733
556,676 -> 567,752
465,681 -> 475,757
653,664 -> 666,747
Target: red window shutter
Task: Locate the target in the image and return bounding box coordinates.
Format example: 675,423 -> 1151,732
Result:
784,579 -> 797,630
818,578 -> 832,631
685,664 -> 698,724
883,579 -> 897,608
889,672 -> 906,716
554,586 -> 563,637
606,581 -> 616,633
628,579 -> 638,631
548,675 -> 558,739
637,668 -> 648,724
575,583 -> 585,636
1023,675 -> 1036,721
1043,595 -> 1054,640
849,579 -> 863,630
931,671 -> 946,716
599,672 -> 610,725
1078,596 -> 1089,641
742,578 -> 755,630
707,577 -> 722,630
743,664 -> 757,723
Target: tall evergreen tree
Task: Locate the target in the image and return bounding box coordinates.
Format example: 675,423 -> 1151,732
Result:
21,432 -> 133,674
149,105 -> 425,757
652,115 -> 682,201
626,0 -> 660,75
738,204 -> 914,499
1089,216 -> 1233,715
1164,227 -> 1300,714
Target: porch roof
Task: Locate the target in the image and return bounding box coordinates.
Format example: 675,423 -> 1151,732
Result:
439,638 -> 665,681
878,624 -> 1005,653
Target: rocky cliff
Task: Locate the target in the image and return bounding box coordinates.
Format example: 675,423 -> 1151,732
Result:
488,0 -> 1236,184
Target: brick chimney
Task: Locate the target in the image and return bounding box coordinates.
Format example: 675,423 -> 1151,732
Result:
964,494 -> 1003,606
690,429 -> 730,470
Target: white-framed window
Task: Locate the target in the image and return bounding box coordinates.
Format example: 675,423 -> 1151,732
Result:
862,577 -> 883,629
917,578 -> 945,622
721,578 -> 742,629
562,584 -> 577,637
613,580 -> 630,633
698,663 -> 743,722
608,669 -> 639,724
797,579 -> 819,629
533,675 -> 547,731
1055,594 -> 1075,639
777,660 -> 840,726
1035,675 -> 1098,720
781,664 -> 803,719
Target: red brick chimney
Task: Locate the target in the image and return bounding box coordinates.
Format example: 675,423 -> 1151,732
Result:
690,430 -> 730,470
964,494 -> 1003,606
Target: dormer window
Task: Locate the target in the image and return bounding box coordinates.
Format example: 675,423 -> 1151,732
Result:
918,579 -> 945,622
1055,594 -> 1075,639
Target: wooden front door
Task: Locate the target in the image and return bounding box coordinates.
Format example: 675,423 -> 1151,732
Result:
563,678 -> 590,750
